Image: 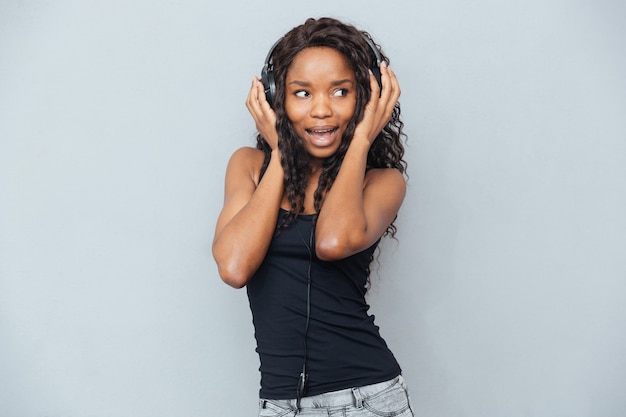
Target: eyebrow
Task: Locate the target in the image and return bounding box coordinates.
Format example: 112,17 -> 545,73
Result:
287,79 -> 354,87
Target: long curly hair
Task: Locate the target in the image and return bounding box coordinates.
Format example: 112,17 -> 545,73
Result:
256,17 -> 407,237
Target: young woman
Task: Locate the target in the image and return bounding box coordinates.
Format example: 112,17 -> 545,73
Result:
212,17 -> 412,417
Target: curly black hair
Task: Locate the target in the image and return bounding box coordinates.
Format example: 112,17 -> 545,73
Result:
256,17 -> 407,237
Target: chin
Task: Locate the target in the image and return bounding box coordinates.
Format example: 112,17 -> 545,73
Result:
301,134 -> 345,159
306,146 -> 342,161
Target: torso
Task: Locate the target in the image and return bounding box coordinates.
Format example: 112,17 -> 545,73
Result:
246,210 -> 401,399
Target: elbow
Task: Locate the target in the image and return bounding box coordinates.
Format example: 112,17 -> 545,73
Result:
217,262 -> 251,289
213,243 -> 253,289
315,235 -> 353,261
315,222 -> 368,261
222,276 -> 248,289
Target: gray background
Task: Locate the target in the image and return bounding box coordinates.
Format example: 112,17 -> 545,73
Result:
1,0 -> 625,416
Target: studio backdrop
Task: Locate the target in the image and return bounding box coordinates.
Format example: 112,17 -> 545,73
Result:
1,1 -> 625,416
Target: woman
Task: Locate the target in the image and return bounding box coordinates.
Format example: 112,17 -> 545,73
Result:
213,17 -> 412,416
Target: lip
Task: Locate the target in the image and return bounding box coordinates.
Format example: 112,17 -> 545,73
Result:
305,126 -> 339,147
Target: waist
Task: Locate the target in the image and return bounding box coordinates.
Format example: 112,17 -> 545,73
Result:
256,329 -> 401,398
260,374 -> 404,409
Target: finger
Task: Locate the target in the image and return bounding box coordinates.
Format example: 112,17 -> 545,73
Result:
378,62 -> 397,105
246,77 -> 259,112
368,69 -> 381,107
247,77 -> 266,116
378,62 -> 390,97
380,64 -> 400,116
256,79 -> 274,113
371,65 -> 391,127
385,65 -> 401,102
251,78 -> 275,122
366,65 -> 397,134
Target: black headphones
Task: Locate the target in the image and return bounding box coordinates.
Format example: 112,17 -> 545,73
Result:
260,34 -> 384,108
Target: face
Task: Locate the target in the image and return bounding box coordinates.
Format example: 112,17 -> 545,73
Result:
284,47 -> 357,162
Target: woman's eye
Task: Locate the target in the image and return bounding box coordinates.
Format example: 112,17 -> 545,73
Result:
333,88 -> 349,97
295,90 -> 309,98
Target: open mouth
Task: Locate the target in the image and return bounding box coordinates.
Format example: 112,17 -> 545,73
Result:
305,127 -> 339,145
306,127 -> 338,135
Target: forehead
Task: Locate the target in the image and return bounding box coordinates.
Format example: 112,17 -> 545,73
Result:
286,46 -> 355,81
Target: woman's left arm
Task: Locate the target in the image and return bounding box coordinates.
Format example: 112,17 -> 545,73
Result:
315,63 -> 404,260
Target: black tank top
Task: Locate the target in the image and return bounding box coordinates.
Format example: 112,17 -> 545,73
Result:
246,210 -> 401,399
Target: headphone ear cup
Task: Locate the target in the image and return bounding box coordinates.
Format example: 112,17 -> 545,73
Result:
261,70 -> 276,108
370,65 -> 382,96
260,37 -> 282,108
361,34 -> 383,97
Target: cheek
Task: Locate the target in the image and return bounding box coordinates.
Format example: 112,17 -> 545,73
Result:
284,99 -> 305,122
340,99 -> 357,121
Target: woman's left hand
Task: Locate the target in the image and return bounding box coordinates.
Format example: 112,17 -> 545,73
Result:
353,62 -> 401,145
246,76 -> 279,150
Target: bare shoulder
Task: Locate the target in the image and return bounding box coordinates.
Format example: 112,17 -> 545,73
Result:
364,167 -> 407,192
228,146 -> 265,165
226,146 -> 266,186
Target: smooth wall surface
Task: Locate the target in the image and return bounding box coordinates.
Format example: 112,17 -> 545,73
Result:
1,1 -> 625,416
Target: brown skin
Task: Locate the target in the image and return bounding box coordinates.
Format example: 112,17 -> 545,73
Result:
285,47 -> 357,165
212,46 -> 404,289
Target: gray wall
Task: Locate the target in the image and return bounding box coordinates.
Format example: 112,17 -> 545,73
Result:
1,1 -> 625,416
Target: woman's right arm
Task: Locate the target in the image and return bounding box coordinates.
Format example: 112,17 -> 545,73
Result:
212,77 -> 283,289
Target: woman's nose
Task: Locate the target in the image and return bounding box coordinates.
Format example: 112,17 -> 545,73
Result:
310,95 -> 332,118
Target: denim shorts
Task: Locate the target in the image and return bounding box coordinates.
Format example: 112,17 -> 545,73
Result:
258,375 -> 414,416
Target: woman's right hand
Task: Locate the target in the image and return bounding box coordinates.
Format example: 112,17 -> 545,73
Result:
245,76 -> 278,150
353,63 -> 401,146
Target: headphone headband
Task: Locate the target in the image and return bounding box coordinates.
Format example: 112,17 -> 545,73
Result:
260,34 -> 383,107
